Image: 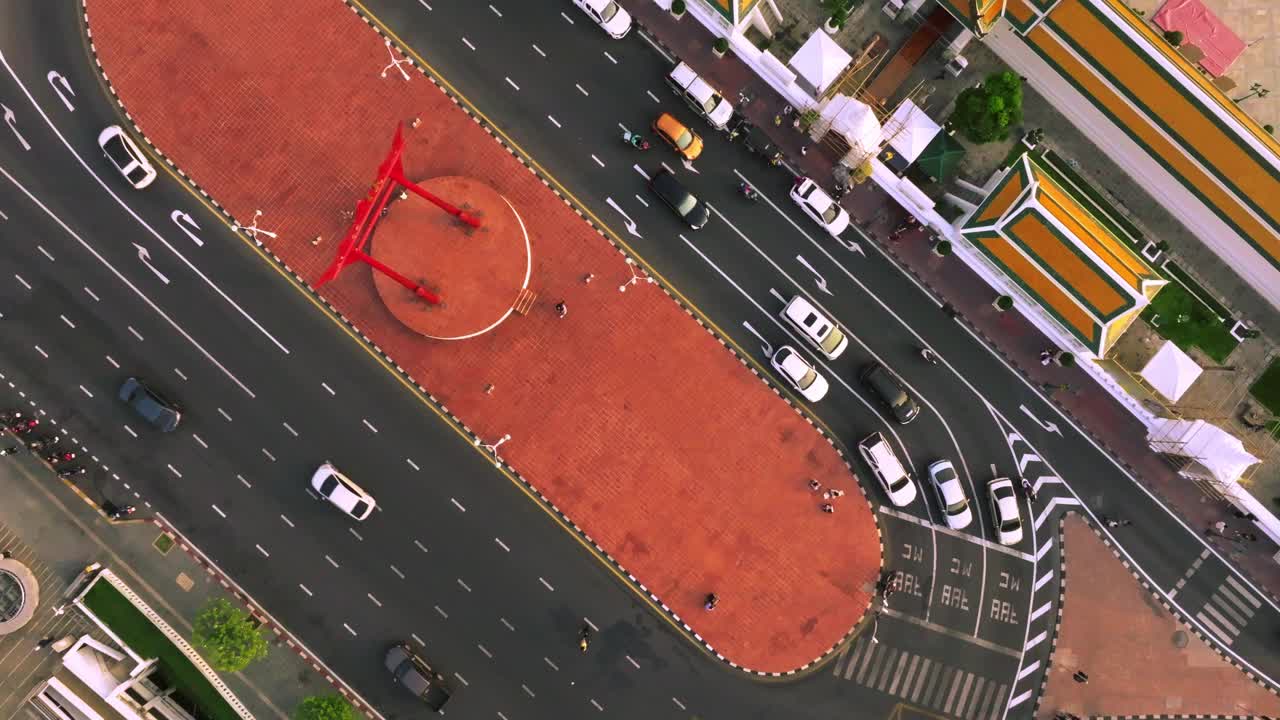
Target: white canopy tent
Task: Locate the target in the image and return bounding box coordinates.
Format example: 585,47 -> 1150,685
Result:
883,100 -> 942,165
1147,418 -> 1259,485
817,94 -> 882,162
1139,340 -> 1204,403
788,30 -> 853,98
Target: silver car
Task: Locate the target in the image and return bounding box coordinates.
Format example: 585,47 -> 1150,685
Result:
98,126 -> 157,189
928,460 -> 972,530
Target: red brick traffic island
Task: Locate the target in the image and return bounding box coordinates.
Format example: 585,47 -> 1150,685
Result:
82,0 -> 881,671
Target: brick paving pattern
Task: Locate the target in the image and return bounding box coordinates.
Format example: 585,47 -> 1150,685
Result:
81,0 -> 882,672
1042,514 -> 1280,718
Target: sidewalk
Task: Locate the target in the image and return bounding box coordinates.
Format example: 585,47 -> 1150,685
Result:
626,1 -> 1280,601
0,452 -> 332,720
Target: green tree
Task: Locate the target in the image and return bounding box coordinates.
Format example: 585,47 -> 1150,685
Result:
192,599 -> 268,672
294,695 -> 356,720
949,71 -> 1024,144
1163,30 -> 1184,47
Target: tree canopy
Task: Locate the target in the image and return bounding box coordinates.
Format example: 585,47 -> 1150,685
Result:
192,599 -> 269,673
294,695 -> 356,720
949,71 -> 1024,144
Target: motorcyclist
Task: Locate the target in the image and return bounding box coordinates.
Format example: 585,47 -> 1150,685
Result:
920,347 -> 939,365
578,625 -> 592,653
704,593 -> 719,611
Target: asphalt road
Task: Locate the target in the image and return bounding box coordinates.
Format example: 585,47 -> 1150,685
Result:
0,1 -> 1275,719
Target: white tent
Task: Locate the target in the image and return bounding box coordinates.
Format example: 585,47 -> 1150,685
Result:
1139,340 -> 1204,403
883,100 -> 942,164
1147,418 -> 1259,485
788,30 -> 853,97
817,94 -> 882,161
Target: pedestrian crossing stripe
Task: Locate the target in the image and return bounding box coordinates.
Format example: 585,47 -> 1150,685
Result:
1194,573 -> 1262,647
832,638 -> 1009,720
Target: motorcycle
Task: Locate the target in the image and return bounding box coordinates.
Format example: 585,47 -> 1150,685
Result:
920,347 -> 939,365
578,625 -> 592,653
27,435 -> 59,451
621,130 -> 650,151
56,465 -> 86,478
45,451 -> 76,465
0,409 -> 25,424
0,446 -> 18,456
738,182 -> 760,202
8,418 -> 39,435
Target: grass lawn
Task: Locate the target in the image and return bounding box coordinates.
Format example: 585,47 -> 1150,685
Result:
1140,281 -> 1239,363
82,581 -> 240,720
1251,359 -> 1280,416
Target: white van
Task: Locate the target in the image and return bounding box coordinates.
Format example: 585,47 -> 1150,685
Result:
666,61 -> 735,130
858,432 -> 917,507
780,296 -> 848,359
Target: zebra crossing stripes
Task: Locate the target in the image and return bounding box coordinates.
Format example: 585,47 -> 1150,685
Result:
1194,574 -> 1262,647
831,638 -> 1007,720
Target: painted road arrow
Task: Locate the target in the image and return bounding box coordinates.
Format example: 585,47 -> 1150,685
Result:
796,255 -> 833,296
2,104 -> 30,151
741,321 -> 774,358
1019,404 -> 1061,435
605,196 -> 641,238
47,71 -> 75,112
132,243 -> 170,285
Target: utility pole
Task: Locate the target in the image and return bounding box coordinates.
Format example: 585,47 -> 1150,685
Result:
1233,83 -> 1270,103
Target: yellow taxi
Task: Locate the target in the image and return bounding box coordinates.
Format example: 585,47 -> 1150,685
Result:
652,112 -> 704,161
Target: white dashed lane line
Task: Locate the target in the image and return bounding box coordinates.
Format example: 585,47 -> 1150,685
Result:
192,434 -> 208,449
299,584 -> 313,597
434,605 -> 448,619
217,407 -> 232,421
414,539 -> 429,553
451,498 -> 466,512
646,90 -> 660,103
84,287 -> 100,301
521,684 -> 534,697
539,577 -> 554,592
211,504 -> 226,518
604,50 -> 617,64
343,623 -> 357,637
173,368 -> 187,381
59,314 -> 75,328
456,578 -> 471,593
78,385 -> 92,398
237,474 -> 252,489
576,83 -> 589,97
411,633 -> 425,646
280,514 -> 294,528
34,346 -> 48,359
38,246 -> 54,261
625,655 -> 640,669
532,43 -> 546,57
478,644 -> 492,659
362,418 -> 378,433
390,564 -> 405,579
261,448 -> 276,462
548,115 -> 561,128
505,77 -> 520,91
488,3 -> 501,17
127,326 -> 143,341
368,593 -> 382,608
461,37 -> 475,51
406,458 -> 419,471
349,527 -> 364,541
453,673 -> 468,687
500,617 -> 515,631
255,544 -> 269,558
325,555 -> 339,569
282,422 -> 298,437
321,381 -> 335,395
167,464 -> 182,478
494,537 -> 510,552
123,425 -> 137,438
14,274 -> 31,290
105,355 -> 119,368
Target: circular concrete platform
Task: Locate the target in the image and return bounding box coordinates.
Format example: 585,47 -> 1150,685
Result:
0,558 -> 38,635
372,176 -> 531,340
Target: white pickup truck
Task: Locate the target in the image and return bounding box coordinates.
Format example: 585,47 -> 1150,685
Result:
665,61 -> 735,130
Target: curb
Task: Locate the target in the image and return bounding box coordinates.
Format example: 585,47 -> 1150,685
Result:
76,0 -> 887,677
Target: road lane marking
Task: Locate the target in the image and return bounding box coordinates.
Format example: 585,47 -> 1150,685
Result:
478,644 -> 492,659
532,44 -> 545,57
349,528 -> 363,541
78,385 -> 92,398
282,422 -> 298,437
646,90 -> 660,103
361,418 -> 378,433
14,274 -> 30,290
494,537 -> 510,552
167,464 -> 182,478
434,605 -> 448,618
38,246 -> 54,261
105,355 -> 119,369
280,514 -> 294,528
603,50 -> 617,64
625,655 -> 639,669
237,474 -> 252,488
299,584 -> 313,597
547,115 -> 561,128
520,683 -> 533,697
325,555 -> 339,568
583,618 -> 597,632
456,578 -> 471,593
576,83 -> 589,97
633,194 -> 648,207
559,11 -> 574,23
672,698 -> 686,710
505,77 -> 520,91
590,699 -> 603,711
414,539 -> 429,553
173,368 -> 187,380
450,498 -> 466,512
343,623 -> 357,637
256,544 -> 269,558
60,314 -> 75,328
461,37 -> 475,51
211,504 -> 226,518
390,564 -> 404,579
406,458 -> 419,471
488,4 -> 501,17
123,425 -> 137,438
217,407 -> 232,421
500,617 -> 514,631
591,154 -> 604,168
539,577 -> 554,591
192,434 -> 208,449
368,593 -> 382,608
127,326 -> 144,341
261,448 -> 276,462
543,657 -> 558,671
412,633 -> 425,646
453,673 -> 468,687
34,346 -> 48,359
321,382 -> 335,395
83,287 -> 99,302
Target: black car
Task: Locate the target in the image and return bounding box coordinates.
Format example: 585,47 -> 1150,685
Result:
648,168 -> 710,229
118,377 -> 182,432
860,363 -> 920,425
385,642 -> 452,713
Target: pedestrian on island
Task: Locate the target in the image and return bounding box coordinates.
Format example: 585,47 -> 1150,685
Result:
1208,520 -> 1227,536
821,503 -> 835,514
555,302 -> 567,318
809,479 -> 821,492
1072,670 -> 1089,684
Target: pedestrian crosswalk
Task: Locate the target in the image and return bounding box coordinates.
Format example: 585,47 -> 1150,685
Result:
831,636 -> 1008,720
1193,574 -> 1262,647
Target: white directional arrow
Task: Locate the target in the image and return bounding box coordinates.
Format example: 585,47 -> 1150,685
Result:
170,211 -> 204,247
1019,404 -> 1061,435
47,71 -> 75,112
605,197 -> 641,238
741,321 -> 774,358
835,235 -> 865,256
1,104 -> 30,151
681,158 -> 700,175
132,243 -> 170,285
795,255 -> 833,296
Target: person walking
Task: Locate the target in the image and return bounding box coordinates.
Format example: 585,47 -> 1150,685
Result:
1040,350 -> 1053,366
555,302 -> 567,318
1208,520 -> 1227,536
820,503 -> 835,514
809,479 -> 821,492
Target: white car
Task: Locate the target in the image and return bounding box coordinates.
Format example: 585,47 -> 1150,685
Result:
790,177 -> 850,237
666,62 -> 735,130
780,295 -> 848,359
310,462 -> 376,521
572,0 -> 632,39
928,460 -> 972,530
98,125 -> 157,189
858,432 -> 917,507
770,345 -> 830,402
987,477 -> 1023,546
